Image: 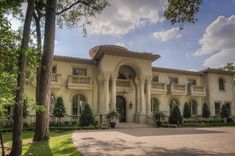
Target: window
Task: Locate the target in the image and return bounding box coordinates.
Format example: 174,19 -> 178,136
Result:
72,94 -> 86,115
151,98 -> 159,113
214,102 -> 221,116
152,76 -> 159,82
190,100 -> 198,115
218,78 -> 225,90
73,68 -> 87,76
169,98 -> 179,112
52,66 -> 57,73
169,78 -> 178,84
225,103 -> 231,116
188,79 -> 197,86
50,94 -> 56,114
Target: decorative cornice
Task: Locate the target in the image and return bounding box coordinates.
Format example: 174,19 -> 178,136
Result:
200,68 -> 234,76
89,45 -> 160,62
53,55 -> 97,65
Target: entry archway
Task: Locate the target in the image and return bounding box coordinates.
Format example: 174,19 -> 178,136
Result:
116,96 -> 126,122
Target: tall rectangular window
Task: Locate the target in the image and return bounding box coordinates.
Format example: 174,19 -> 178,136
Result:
214,102 -> 220,116
225,103 -> 231,116
52,65 -> 57,73
218,78 -> 225,90
73,68 -> 87,76
169,77 -> 178,84
152,76 -> 159,82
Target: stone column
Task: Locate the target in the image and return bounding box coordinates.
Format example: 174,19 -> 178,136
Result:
146,78 -> 152,114
135,79 -> 140,114
98,78 -> 104,114
140,77 -> 145,114
104,75 -> 110,114
111,75 -> 117,111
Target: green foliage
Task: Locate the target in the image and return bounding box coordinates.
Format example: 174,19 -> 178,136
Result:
53,97 -> 66,118
169,105 -> 183,124
202,103 -> 210,118
183,102 -> 191,118
164,0 -> 203,28
153,111 -> 165,121
220,63 -> 235,72
221,104 -> 230,118
79,104 -> 94,126
106,111 -> 120,122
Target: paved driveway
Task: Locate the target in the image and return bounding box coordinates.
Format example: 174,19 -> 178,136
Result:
72,127 -> 235,156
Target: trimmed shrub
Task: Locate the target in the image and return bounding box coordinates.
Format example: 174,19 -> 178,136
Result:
53,97 -> 66,123
221,104 -> 230,118
183,102 -> 191,119
169,105 -> 183,124
79,104 -> 94,126
202,103 -> 210,118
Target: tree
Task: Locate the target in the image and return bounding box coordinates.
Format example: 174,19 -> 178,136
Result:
33,0 -> 109,141
10,0 -> 35,155
221,104 -> 230,119
202,103 -> 210,118
169,105 -> 183,124
53,96 -> 66,123
164,0 -> 203,28
183,102 -> 191,119
220,63 -> 235,72
79,104 -> 94,126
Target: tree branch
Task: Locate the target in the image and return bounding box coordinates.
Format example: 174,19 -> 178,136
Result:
56,0 -> 82,15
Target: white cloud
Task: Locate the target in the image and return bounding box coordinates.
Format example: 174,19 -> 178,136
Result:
114,42 -> 125,47
88,0 -> 166,36
153,27 -> 182,42
193,15 -> 235,68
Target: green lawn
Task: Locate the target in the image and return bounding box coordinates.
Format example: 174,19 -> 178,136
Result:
2,131 -> 82,156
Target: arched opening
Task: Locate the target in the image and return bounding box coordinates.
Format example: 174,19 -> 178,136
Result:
118,65 -> 137,80
190,100 -> 198,116
169,98 -> 179,113
72,94 -> 86,115
116,96 -> 126,122
151,97 -> 160,113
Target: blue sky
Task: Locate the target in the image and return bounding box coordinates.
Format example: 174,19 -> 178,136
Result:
15,0 -> 235,71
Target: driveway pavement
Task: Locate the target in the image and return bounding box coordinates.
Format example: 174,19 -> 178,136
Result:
72,126 -> 235,156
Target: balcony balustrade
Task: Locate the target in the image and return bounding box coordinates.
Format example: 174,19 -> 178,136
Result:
151,82 -> 167,94
51,73 -> 62,88
189,85 -> 206,96
167,83 -> 187,95
116,79 -> 131,88
67,75 -> 92,90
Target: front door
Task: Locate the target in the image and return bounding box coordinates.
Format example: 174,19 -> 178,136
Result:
116,96 -> 126,122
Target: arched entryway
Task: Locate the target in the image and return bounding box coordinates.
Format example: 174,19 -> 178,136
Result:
116,96 -> 126,122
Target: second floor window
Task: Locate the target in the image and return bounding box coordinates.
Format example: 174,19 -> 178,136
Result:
52,66 -> 57,73
152,76 -> 159,82
73,68 -> 87,76
214,102 -> 220,116
169,77 -> 178,84
218,78 -> 225,90
188,79 -> 197,86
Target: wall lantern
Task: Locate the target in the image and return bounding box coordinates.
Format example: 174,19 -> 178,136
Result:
123,90 -> 127,97
129,102 -> 133,109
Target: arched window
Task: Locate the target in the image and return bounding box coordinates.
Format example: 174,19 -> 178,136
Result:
50,94 -> 56,114
190,100 -> 198,115
169,98 -> 179,112
151,97 -> 159,113
72,94 -> 86,115
218,78 -> 225,90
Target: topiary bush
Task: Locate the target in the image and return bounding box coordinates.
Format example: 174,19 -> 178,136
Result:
169,105 -> 183,124
53,96 -> 66,123
221,104 -> 230,118
183,102 -> 191,119
202,103 -> 210,118
79,104 -> 94,126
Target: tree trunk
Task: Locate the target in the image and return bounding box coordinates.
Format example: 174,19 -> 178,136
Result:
10,0 -> 35,156
0,130 -> 5,156
34,0 -> 56,141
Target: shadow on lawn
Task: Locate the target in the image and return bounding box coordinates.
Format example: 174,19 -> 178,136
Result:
23,140 -> 52,156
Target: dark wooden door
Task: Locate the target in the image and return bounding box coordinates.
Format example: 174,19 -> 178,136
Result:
116,96 -> 126,122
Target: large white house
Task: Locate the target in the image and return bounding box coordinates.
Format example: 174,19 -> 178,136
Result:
25,45 -> 235,124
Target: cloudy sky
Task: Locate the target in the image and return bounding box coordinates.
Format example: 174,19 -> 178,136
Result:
14,0 -> 235,71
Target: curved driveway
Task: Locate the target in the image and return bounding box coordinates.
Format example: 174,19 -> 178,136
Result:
72,126 -> 235,156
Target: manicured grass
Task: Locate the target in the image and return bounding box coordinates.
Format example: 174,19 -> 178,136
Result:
2,131 -> 82,156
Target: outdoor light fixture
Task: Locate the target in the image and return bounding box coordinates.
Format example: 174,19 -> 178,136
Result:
123,90 -> 127,97
129,102 -> 133,109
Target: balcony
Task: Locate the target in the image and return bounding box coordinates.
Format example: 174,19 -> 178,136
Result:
151,82 -> 167,94
167,83 -> 187,95
116,79 -> 131,88
51,73 -> 62,88
189,85 -> 206,96
67,75 -> 92,90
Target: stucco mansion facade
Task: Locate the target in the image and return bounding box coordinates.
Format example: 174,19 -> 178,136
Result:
25,45 -> 235,124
